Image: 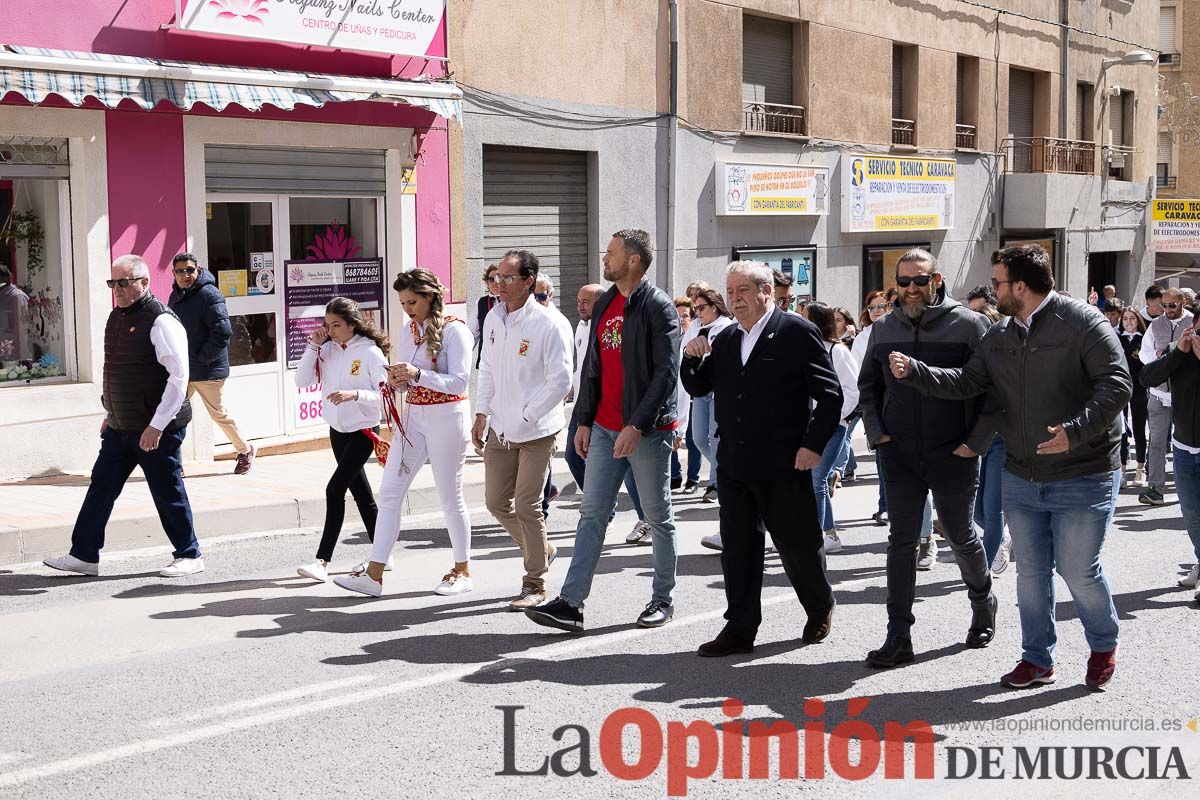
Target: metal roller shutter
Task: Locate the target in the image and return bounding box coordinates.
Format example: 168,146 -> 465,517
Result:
956,56 -> 965,123
1161,6 -> 1177,54
1076,83 -> 1088,141
893,46 -> 904,119
1158,131 -> 1173,165
741,16 -> 793,105
1008,69 -> 1036,171
205,145 -> 386,195
482,146 -> 590,326
1109,92 -> 1125,146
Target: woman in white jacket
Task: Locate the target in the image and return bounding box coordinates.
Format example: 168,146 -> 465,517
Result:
294,297 -> 390,582
805,303 -> 860,554
334,269 -> 474,598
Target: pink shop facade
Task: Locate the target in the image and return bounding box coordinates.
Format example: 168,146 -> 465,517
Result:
0,1 -> 461,478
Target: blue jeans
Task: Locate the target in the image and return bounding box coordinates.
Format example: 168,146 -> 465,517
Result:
1174,446 -> 1200,564
569,416 -> 645,521
560,424 -> 677,608
974,437 -> 1007,564
691,394 -> 718,486
565,416 -> 586,491
1001,469 -> 1121,669
70,425 -> 201,563
836,417 -> 859,476
812,424 -> 850,531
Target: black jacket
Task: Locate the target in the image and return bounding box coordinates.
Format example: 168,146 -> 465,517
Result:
681,307 -> 842,480
858,294 -> 993,458
167,269 -> 232,382
1141,343 -> 1200,449
574,279 -> 680,435
905,293 -> 1132,482
1118,331 -> 1145,394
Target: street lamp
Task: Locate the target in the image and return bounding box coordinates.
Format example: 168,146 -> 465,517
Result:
1101,50 -> 1157,70
1097,50 -> 1156,176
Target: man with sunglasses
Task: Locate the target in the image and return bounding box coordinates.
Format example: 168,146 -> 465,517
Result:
891,244 -> 1130,691
1139,287 -> 1193,506
857,249 -> 997,669
167,253 -> 254,475
773,270 -> 796,313
44,255 -> 204,578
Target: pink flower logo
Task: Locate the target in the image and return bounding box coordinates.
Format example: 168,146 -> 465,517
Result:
208,0 -> 270,24
307,224 -> 363,262
289,266 -> 306,283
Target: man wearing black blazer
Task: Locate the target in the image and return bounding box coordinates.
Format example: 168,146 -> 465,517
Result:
681,261 -> 844,656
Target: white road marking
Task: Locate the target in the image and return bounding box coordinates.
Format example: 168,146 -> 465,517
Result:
0,575 -> 884,789
145,675 -> 376,729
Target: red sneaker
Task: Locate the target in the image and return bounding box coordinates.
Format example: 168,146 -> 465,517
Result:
234,444 -> 256,475
1000,660 -> 1056,688
1085,647 -> 1117,691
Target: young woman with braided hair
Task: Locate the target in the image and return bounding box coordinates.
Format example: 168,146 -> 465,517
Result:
334,269 -> 475,598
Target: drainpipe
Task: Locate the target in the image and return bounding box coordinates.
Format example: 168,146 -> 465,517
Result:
1060,0 -> 1070,139
665,0 -> 679,296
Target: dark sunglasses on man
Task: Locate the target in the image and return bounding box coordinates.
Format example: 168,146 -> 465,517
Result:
776,296 -> 795,309
895,274 -> 934,288
1163,302 -> 1183,310
534,292 -> 549,302
105,277 -> 147,289
173,266 -> 198,276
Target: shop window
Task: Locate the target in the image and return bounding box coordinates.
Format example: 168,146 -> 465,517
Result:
229,312 -> 278,366
0,136 -> 72,385
289,197 -> 378,262
863,243 -> 932,298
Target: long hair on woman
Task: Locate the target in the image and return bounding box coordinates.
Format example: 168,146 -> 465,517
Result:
393,268 -> 447,361
805,301 -> 840,344
325,296 -> 391,358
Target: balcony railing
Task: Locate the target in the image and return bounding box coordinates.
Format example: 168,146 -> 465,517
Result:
892,118 -> 916,146
1002,137 -> 1095,175
742,102 -> 807,136
1157,175 -> 1178,189
955,123 -> 977,149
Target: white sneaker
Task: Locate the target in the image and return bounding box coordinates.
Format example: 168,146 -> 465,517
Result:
823,531 -> 843,554
547,542 -> 558,566
1179,564 -> 1200,588
916,537 -> 938,570
991,534 -> 1012,575
160,557 -> 205,577
1134,465 -> 1147,488
700,533 -> 723,551
333,572 -> 382,598
349,556 -> 394,576
625,520 -> 653,544
297,561 -> 329,582
43,554 -> 99,577
434,569 -> 473,596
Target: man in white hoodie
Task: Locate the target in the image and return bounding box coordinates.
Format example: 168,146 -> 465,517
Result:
473,250 -> 573,610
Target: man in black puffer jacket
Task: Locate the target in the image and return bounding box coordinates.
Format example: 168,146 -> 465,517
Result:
168,253 -> 254,474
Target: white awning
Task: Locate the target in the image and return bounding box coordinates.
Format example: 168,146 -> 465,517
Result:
0,45 -> 461,121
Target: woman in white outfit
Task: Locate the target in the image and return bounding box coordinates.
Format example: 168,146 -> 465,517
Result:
294,298 -> 390,582
334,269 -> 473,598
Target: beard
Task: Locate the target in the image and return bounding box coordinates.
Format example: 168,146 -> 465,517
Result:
997,294 -> 1021,317
900,293 -> 928,320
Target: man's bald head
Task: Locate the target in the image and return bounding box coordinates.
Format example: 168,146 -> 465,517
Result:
577,283 -> 604,322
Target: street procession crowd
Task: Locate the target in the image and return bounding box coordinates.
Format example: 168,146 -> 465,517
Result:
40,232 -> 1200,692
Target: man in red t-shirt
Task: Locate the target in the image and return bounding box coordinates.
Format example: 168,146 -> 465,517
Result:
524,229 -> 682,634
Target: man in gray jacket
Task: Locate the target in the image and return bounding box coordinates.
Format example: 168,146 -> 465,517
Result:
890,244 -> 1131,691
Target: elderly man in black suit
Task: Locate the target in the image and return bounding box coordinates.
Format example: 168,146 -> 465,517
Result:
681,261 -> 844,656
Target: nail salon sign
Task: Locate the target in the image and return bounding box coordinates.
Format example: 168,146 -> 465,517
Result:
179,0 -> 447,59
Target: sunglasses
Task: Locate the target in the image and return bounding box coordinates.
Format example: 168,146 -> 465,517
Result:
105,277 -> 146,289
776,297 -> 794,308
495,274 -> 523,285
1163,302 -> 1182,310
535,292 -> 549,302
895,274 -> 934,288
867,303 -> 892,312
173,267 -> 197,276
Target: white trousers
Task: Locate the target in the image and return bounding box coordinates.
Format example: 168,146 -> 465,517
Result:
371,401 -> 472,565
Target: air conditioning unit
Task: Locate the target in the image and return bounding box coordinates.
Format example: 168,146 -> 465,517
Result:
1161,53 -> 1181,67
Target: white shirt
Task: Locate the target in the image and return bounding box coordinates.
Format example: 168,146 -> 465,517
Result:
1014,291 -> 1055,331
1175,437 -> 1200,455
851,321 -> 874,371
573,319 -> 590,398
738,308 -> 774,365
402,318 -> 472,399
828,340 -> 861,422
476,297 -> 573,443
148,313 -> 190,431
294,334 -> 388,432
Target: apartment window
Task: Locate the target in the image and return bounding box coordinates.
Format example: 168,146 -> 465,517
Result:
1157,130 -> 1175,188
1008,68 -> 1036,171
742,16 -> 804,135
1108,90 -> 1130,179
1161,5 -> 1180,66
956,55 -> 979,149
892,44 -> 917,145
1076,82 -> 1095,142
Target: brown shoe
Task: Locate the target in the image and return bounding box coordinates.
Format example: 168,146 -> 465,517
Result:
508,586 -> 547,611
801,603 -> 834,644
234,445 -> 256,475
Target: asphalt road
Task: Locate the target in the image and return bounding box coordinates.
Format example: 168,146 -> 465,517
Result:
1,462 -> 1198,799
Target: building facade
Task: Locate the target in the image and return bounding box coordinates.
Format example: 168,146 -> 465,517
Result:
0,1 -> 460,478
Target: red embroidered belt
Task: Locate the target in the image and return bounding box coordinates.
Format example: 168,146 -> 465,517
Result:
407,384 -> 467,406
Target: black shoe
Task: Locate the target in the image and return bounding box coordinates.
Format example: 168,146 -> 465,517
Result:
702,485 -> 718,504
802,603 -> 834,644
1138,488 -> 1165,506
966,593 -> 998,648
866,636 -> 915,668
698,630 -> 755,657
872,511 -> 888,526
682,480 -> 700,495
670,476 -> 683,491
842,471 -> 856,483
525,597 -> 584,633
637,599 -> 674,628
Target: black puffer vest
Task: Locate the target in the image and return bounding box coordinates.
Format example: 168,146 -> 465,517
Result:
102,292 -> 192,432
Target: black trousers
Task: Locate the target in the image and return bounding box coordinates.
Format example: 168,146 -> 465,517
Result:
717,468 -> 834,641
317,427 -> 379,562
1122,387 -> 1149,466
878,444 -> 992,638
